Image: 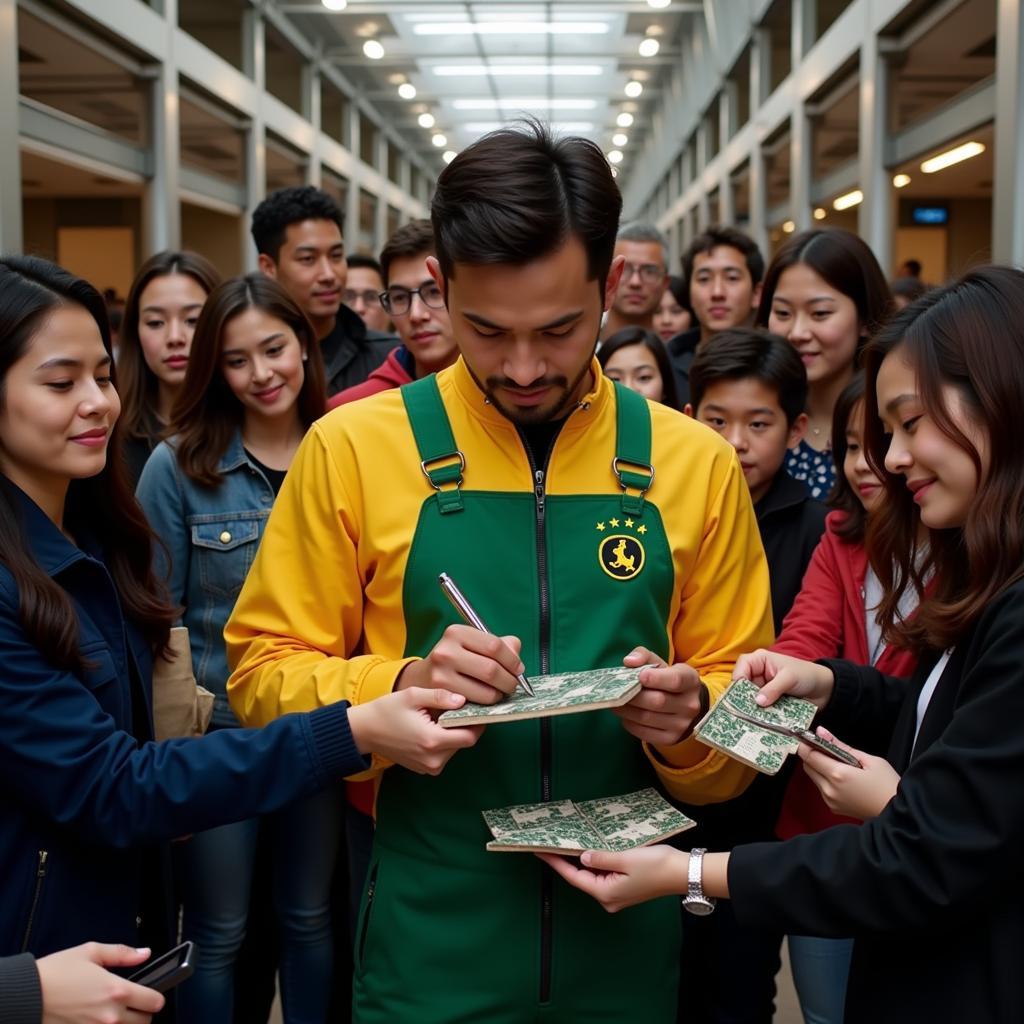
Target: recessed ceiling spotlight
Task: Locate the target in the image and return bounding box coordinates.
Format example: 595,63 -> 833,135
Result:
892,173 -> 911,188
648,0 -> 671,8
418,112 -> 436,128
813,207 -> 827,220
321,0 -> 347,10
616,112 -> 634,128
443,150 -> 457,164
625,80 -> 643,98
638,38 -> 660,57
608,150 -> 624,164
782,220 -> 795,233
363,39 -> 385,60
612,132 -> 628,147
398,83 -> 417,99
432,133 -> 448,147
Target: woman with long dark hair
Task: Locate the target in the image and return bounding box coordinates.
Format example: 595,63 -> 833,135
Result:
758,228 -> 891,499
543,265 -> 1024,1022
137,275 -> 335,1022
598,326 -> 681,409
118,250 -> 221,483
0,257 -> 478,982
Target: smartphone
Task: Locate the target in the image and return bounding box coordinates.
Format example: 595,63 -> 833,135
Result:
127,940 -> 195,993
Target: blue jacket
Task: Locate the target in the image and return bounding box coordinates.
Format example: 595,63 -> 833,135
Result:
137,431 -> 275,727
0,481 -> 366,957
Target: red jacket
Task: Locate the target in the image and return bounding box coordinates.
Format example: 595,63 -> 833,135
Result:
328,346 -> 414,409
330,345 -> 414,814
772,511 -> 919,838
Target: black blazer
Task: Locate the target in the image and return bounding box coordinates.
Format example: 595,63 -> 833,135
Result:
729,578 -> 1024,1023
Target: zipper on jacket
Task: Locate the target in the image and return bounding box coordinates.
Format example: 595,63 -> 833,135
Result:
357,865 -> 379,964
21,850 -> 49,952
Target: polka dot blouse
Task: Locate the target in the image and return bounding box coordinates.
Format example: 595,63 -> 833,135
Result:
785,440 -> 836,500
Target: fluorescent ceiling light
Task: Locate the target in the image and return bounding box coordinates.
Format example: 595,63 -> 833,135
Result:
892,173 -> 911,188
833,189 -> 864,210
432,64 -> 604,77
413,22 -> 609,36
920,141 -> 985,174
463,121 -> 596,133
452,98 -> 597,111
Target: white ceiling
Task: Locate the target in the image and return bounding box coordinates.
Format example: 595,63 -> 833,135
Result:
284,0 -> 700,178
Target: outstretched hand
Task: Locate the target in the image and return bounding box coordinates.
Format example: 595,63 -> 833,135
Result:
732,649 -> 835,710
800,727 -> 900,819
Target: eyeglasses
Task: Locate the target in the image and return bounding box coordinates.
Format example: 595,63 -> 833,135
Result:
344,288 -> 381,307
622,261 -> 665,284
380,282 -> 446,316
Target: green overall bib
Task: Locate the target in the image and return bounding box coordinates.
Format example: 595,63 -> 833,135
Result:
353,377 -> 682,1023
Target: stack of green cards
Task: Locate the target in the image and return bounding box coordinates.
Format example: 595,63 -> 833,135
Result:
483,788 -> 696,855
438,665 -> 641,727
694,677 -> 817,775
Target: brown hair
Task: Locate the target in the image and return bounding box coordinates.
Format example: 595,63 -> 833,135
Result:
119,250 -> 221,442
863,265 -> 1024,653
171,274 -> 326,486
0,256 -> 176,672
380,219 -> 435,285
827,373 -> 869,543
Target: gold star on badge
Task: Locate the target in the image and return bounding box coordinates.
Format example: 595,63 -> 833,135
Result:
596,522 -> 606,532
625,518 -> 634,528
609,518 -> 620,528
637,524 -> 647,535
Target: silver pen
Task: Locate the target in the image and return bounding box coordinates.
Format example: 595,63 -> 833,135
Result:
437,572 -> 535,696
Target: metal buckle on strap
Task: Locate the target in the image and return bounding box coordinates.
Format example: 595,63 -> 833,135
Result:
612,456 -> 655,494
420,451 -> 466,491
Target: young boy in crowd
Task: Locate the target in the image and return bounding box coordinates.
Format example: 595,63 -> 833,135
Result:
678,327 -> 828,1023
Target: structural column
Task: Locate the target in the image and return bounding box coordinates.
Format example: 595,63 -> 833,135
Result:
144,0 -> 181,255
858,14 -> 892,270
993,0 -> 1024,264
242,8 -> 266,271
0,0 -> 22,253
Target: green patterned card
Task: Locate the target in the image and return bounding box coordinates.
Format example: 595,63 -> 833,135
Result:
438,665 -> 641,727
483,787 -> 696,854
694,677 -> 818,775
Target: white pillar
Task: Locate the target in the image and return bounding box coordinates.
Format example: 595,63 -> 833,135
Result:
0,0 -> 22,254
993,0 -> 1024,264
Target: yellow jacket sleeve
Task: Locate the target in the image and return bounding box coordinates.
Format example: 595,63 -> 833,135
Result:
225,422 -> 417,734
646,450 -> 774,804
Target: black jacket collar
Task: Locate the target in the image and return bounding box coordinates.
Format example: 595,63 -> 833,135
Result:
754,470 -> 813,522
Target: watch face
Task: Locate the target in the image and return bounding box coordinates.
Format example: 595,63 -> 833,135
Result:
683,897 -> 715,917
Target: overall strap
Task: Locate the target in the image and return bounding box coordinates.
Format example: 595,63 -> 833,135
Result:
401,374 -> 466,514
611,382 -> 655,515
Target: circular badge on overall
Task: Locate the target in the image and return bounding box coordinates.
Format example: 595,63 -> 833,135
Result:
599,534 -> 645,580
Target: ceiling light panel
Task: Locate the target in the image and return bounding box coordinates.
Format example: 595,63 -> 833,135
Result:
451,98 -> 597,111
462,122 -> 597,133
413,22 -> 610,37
431,64 -> 604,77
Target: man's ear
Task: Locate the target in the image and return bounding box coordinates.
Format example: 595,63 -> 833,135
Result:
788,411 -> 809,448
603,255 -> 626,312
683,402 -> 695,419
750,280 -> 763,312
426,256 -> 447,303
257,253 -> 277,279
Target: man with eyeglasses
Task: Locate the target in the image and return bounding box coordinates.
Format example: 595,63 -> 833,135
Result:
331,220 -> 457,407
344,255 -> 393,334
601,222 -> 670,339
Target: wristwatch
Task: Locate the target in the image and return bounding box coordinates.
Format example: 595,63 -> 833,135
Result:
682,847 -> 716,916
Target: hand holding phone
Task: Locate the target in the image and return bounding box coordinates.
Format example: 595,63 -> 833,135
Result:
127,940 -> 195,993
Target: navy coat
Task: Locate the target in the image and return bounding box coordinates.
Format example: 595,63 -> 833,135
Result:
0,483 -> 366,956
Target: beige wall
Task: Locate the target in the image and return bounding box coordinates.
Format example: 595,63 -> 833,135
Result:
181,201 -> 245,279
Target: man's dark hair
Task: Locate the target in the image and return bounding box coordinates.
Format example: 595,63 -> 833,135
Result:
431,119 -> 622,286
346,254 -> 384,279
901,259 -> 922,278
682,225 -> 765,290
251,185 -> 345,261
689,327 -> 807,425
379,219 -> 435,285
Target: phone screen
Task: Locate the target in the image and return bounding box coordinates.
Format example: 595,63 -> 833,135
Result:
127,941 -> 195,992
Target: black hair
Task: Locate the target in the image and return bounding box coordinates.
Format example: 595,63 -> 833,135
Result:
664,274 -> 691,314
827,372 -> 869,541
251,186 -> 345,262
682,226 -> 765,290
598,327 -> 681,410
380,219 -> 435,284
431,119 -> 622,287
892,276 -> 929,302
346,254 -> 384,277
688,327 -> 808,425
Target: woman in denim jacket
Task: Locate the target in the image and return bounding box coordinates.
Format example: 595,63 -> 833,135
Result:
138,275 -> 353,1023
0,259 -> 477,994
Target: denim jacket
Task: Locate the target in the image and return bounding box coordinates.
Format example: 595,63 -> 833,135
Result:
137,431 -> 276,726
